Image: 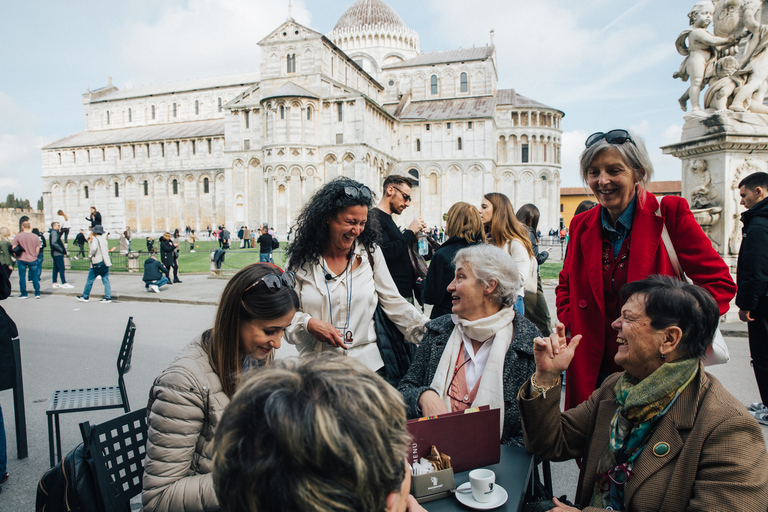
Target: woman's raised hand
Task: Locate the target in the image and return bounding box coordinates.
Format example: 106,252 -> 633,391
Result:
533,322 -> 580,385
307,318 -> 348,349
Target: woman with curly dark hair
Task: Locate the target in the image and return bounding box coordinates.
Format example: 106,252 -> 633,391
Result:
284,178 -> 428,377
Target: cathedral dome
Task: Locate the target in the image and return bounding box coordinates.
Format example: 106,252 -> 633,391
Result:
334,0 -> 407,32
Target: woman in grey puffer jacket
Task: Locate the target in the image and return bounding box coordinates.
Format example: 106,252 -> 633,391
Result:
142,263 -> 299,512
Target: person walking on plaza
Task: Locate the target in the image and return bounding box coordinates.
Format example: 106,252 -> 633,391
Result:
86,206 -> 101,229
124,226 -> 132,252
143,254 -> 169,293
188,230 -> 197,252
11,221 -> 41,299
73,229 -> 86,259
256,225 -> 273,262
373,173 -> 427,302
77,225 -> 111,303
737,171 -> 768,421
31,228 -> 45,283
49,222 -> 72,289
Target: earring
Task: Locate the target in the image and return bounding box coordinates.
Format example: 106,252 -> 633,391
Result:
660,354 -> 666,362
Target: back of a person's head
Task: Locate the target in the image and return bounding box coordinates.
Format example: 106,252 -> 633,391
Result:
213,355 -> 409,512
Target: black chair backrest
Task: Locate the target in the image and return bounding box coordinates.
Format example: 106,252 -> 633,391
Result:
80,409 -> 147,511
116,317 -> 136,377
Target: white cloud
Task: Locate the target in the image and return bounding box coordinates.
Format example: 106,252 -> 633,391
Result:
660,124 -> 682,146
560,130 -> 589,187
112,0 -> 313,86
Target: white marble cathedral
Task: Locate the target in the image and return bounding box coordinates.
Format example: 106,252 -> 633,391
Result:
41,0 -> 563,235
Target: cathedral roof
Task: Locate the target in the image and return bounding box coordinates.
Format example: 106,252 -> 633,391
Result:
42,120 -> 224,149
382,46 -> 494,69
88,73 -> 260,102
334,0 -> 407,32
261,82 -> 319,102
386,97 -> 496,121
496,88 -> 561,112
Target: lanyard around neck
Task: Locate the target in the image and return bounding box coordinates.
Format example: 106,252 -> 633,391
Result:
321,255 -> 353,330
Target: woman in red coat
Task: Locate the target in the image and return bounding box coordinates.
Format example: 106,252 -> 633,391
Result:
557,129 -> 736,410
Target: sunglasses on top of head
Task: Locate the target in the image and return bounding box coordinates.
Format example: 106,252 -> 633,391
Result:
244,271 -> 296,294
585,129 -> 635,149
344,184 -> 373,202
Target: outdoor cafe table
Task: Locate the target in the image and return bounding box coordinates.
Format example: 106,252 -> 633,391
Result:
424,445 -> 535,511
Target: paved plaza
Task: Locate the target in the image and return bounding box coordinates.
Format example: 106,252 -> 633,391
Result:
0,270 -> 761,509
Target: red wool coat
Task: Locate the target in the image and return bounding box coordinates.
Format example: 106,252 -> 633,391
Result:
556,190 -> 736,410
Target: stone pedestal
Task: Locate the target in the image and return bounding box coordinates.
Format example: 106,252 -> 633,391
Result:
661,112 -> 768,267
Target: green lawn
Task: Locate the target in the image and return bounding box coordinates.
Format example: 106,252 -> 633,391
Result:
539,261 -> 563,280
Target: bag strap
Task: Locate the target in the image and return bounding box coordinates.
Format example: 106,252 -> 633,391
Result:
655,197 -> 684,280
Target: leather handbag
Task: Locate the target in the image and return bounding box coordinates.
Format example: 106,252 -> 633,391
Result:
656,201 -> 729,366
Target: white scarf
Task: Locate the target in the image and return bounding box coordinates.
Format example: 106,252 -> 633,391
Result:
429,306 -> 516,437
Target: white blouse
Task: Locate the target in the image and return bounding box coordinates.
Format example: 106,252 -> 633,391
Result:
502,239 -> 531,299
284,241 -> 428,372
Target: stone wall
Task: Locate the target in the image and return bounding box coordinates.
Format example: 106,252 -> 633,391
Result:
0,208 -> 45,235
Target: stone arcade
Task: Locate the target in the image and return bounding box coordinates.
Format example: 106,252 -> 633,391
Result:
41,0 -> 563,235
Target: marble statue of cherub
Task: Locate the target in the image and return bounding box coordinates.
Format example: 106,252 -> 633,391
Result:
729,0 -> 768,112
675,0 -> 739,112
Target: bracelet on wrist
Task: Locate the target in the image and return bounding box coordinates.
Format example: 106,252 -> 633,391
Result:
531,373 -> 560,399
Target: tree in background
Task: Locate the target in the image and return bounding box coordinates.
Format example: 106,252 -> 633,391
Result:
0,193 -> 31,209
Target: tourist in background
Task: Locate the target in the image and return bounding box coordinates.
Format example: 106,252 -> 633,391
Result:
257,225 -> 273,263
188,230 -> 197,252
76,225 -> 111,303
142,263 -> 298,512
49,221 -> 72,289
0,228 -> 13,279
86,206 -> 101,229
142,254 -> 169,293
422,202 -> 484,319
517,203 -> 552,336
558,129 -> 735,410
56,210 -> 71,245
284,178 -> 427,382
31,228 -> 45,283
73,229 -> 87,259
479,192 -> 533,317
159,232 -> 180,284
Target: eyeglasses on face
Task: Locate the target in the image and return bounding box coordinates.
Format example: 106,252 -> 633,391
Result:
245,271 -> 296,293
585,129 -> 635,149
391,186 -> 412,203
344,184 -> 372,202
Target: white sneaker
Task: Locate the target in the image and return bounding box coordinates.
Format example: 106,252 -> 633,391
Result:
35,295 -> 41,299
151,285 -> 160,293
17,296 -> 28,300
52,283 -> 61,288
99,298 -> 112,303
76,296 -> 89,302
96,275 -> 101,280
61,283 -> 74,289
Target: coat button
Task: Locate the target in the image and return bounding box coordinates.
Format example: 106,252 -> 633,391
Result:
578,299 -> 587,309
653,442 -> 670,457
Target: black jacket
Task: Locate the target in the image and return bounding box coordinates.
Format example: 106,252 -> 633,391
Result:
160,239 -> 176,268
257,233 -> 273,253
143,258 -> 168,282
74,232 -> 86,246
422,236 -> 481,319
50,229 -> 67,256
87,211 -> 102,228
397,313 -> 539,447
737,196 -> 768,311
372,208 -> 416,299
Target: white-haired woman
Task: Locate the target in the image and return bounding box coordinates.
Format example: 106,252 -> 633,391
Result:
398,244 -> 538,446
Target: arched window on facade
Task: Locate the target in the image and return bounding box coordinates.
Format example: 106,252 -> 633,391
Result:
143,180 -> 148,196
106,111 -> 110,125
287,54 -> 296,73
218,98 -> 222,112
460,72 -> 468,93
172,179 -> 178,195
203,177 -> 210,194
128,108 -> 132,122
114,182 -> 119,197
84,186 -> 89,199
408,169 -> 420,187
457,137 -> 463,150
195,100 -> 199,115
280,106 -> 285,120
307,105 -> 312,120
151,105 -> 156,119
416,138 -> 421,152
430,75 -> 438,95
173,103 -> 177,117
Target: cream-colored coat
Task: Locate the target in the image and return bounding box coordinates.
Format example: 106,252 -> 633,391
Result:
142,341 -> 228,512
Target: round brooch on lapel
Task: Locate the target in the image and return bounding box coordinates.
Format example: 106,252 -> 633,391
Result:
652,442 -> 670,457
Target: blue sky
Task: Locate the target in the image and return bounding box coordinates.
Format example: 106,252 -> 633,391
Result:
0,0 -> 688,203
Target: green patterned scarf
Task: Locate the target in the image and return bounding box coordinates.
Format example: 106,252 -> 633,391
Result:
590,358 -> 699,510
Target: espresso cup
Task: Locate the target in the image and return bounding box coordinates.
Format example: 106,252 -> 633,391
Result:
468,468 -> 495,503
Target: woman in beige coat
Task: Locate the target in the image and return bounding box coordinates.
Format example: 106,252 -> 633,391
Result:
142,263 -> 299,512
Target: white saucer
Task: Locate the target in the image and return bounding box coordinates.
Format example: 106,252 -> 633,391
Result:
455,482 -> 509,509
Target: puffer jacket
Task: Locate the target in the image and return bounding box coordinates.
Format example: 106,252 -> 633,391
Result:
142,340 -> 229,512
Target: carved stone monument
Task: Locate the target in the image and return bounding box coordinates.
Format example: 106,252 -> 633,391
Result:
663,0 -> 768,266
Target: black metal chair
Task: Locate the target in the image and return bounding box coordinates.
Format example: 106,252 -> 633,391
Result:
46,316 -> 136,467
80,409 -> 147,512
